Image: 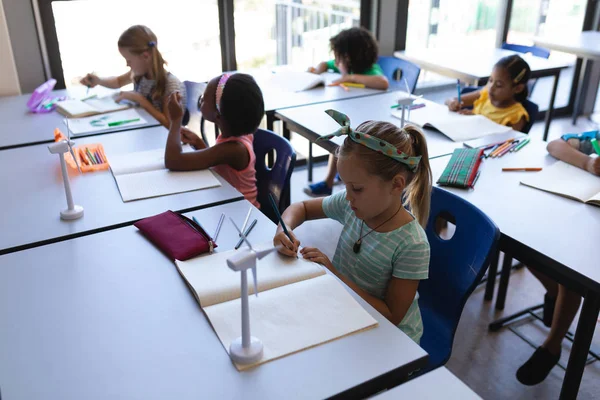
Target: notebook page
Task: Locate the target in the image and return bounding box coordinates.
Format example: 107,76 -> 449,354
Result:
109,148 -> 166,176
55,100 -> 98,118
268,70 -> 325,92
520,160 -> 600,203
402,106 -> 511,142
204,273 -> 378,370
114,168 -> 221,202
175,243 -> 326,307
85,96 -> 131,113
67,109 -> 147,135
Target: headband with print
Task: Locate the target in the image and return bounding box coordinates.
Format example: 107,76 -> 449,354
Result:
317,109 -> 421,172
215,73 -> 232,113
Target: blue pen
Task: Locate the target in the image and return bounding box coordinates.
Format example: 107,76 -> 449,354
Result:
457,79 -> 461,108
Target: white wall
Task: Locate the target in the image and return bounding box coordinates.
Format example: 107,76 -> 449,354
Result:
0,0 -> 20,96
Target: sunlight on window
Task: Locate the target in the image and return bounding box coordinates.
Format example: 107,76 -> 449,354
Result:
234,0 -> 360,71
52,0 -> 223,88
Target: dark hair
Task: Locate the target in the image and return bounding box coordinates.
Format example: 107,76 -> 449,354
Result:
219,73 -> 265,137
329,27 -> 379,74
494,55 -> 531,103
337,121 -> 432,228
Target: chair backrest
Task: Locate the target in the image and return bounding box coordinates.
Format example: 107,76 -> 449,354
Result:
501,43 -> 550,59
521,99 -> 538,134
253,129 -> 296,223
377,56 -> 421,93
418,187 -> 499,372
183,81 -> 208,143
460,86 -> 539,134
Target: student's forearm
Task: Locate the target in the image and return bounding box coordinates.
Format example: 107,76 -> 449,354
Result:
279,202 -> 308,231
334,271 -> 393,320
547,139 -> 591,171
164,120 -> 184,169
97,76 -> 123,89
350,74 -> 389,90
136,97 -> 168,127
315,62 -> 329,74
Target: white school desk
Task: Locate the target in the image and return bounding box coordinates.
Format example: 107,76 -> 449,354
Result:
534,31 -> 600,124
0,200 -> 428,400
0,126 -> 243,255
275,92 -> 463,181
246,69 -> 389,131
0,89 -> 160,151
394,48 -> 570,141
372,367 -> 482,400
430,141 -> 600,399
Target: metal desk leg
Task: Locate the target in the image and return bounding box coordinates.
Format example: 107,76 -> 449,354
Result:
572,58 -> 589,126
543,72 -> 560,142
308,142 -> 313,182
495,252 -> 513,310
267,112 -> 275,132
560,292 -> 600,400
484,248 -> 500,301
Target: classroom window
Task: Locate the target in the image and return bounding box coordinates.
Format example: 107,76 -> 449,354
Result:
51,0 -> 223,88
405,0 -> 500,82
234,0 -> 361,71
506,0 -> 587,46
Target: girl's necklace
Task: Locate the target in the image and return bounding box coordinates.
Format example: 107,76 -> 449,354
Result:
353,204 -> 404,254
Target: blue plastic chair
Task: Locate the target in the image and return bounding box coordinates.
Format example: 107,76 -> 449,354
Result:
501,43 -> 550,59
417,187 -> 499,373
253,129 -> 296,223
183,80 -> 209,144
460,87 -> 538,134
377,56 -> 421,93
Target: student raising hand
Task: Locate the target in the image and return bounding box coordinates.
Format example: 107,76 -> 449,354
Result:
167,92 -> 184,122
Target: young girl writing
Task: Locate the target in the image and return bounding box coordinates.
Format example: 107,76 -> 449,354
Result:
80,25 -> 185,128
274,110 -> 431,343
305,27 -> 389,197
515,130 -> 600,386
165,73 -> 264,208
445,55 -> 531,133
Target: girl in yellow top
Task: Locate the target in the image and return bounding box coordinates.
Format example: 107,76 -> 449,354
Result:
445,55 -> 531,133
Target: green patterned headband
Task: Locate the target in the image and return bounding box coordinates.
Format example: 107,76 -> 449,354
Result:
317,109 -> 421,172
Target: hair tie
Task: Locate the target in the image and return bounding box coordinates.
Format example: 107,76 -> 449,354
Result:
148,41 -> 156,48
215,73 -> 232,113
317,109 -> 421,172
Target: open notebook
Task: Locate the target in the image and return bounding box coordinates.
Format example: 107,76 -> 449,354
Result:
394,103 -> 512,142
56,95 -> 130,118
175,243 -> 378,370
268,71 -> 325,92
109,148 -> 221,202
520,160 -> 600,206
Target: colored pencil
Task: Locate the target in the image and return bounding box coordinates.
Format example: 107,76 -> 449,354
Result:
502,168 -> 543,172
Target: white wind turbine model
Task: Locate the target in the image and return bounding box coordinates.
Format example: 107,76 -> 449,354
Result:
226,217 -> 277,364
396,78 -> 423,128
48,120 -> 84,220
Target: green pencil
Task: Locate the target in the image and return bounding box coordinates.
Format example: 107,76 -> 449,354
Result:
514,138 -> 530,152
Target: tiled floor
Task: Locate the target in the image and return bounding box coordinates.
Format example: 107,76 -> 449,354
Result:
287,113 -> 600,399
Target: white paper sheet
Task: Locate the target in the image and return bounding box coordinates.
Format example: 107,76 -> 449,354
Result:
394,103 -> 512,142
175,243 -> 326,307
520,160 -> 600,203
267,71 -> 325,92
204,274 -> 378,370
114,168 -> 221,202
109,148 -> 167,176
67,109 -> 147,135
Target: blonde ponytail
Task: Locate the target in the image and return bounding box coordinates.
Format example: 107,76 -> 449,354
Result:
403,126 -> 431,228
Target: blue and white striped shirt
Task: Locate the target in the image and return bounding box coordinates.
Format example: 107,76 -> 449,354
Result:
322,190 -> 430,343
